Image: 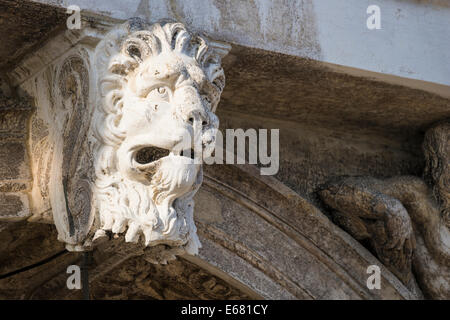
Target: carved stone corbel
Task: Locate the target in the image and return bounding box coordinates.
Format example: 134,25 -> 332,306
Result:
4,18 -> 231,260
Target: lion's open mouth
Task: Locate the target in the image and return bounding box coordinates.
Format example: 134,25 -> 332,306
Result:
134,146 -> 196,166
135,146 -> 170,164
130,145 -> 201,198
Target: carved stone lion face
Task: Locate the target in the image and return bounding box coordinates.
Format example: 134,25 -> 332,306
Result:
117,50 -> 218,185
91,19 -> 230,255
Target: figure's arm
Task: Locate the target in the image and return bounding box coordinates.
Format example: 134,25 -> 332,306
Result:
319,177 -> 416,284
383,176 -> 450,265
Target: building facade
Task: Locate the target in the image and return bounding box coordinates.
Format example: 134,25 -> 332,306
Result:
0,0 -> 449,299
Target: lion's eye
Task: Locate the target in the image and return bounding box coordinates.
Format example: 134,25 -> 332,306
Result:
157,87 -> 166,94
146,86 -> 170,101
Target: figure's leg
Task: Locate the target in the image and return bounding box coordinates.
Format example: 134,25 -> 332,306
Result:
319,177 -> 415,283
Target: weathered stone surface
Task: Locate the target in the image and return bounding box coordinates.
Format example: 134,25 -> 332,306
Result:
0,0 -> 66,72
28,0 -> 450,91
218,45 -> 450,204
0,91 -> 33,179
0,222 -> 254,300
319,121 -> 450,299
2,18 -> 232,262
86,19 -> 230,256
198,164 -> 419,300
88,256 -> 252,300
0,1 -> 448,301
221,45 -> 450,136
0,90 -> 33,221
0,221 -> 64,276
0,142 -> 28,180
0,194 -> 27,220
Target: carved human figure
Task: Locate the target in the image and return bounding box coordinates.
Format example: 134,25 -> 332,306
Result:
319,121 -> 450,299
87,19 -> 230,257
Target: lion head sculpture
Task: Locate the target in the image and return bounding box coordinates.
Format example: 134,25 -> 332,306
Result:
90,18 -> 230,255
